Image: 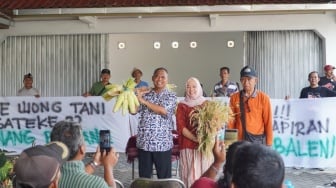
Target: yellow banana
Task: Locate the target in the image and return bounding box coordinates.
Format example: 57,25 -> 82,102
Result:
125,78 -> 137,89
113,92 -> 125,112
122,96 -> 129,115
131,92 -> 140,107
102,93 -> 114,101
127,91 -> 136,114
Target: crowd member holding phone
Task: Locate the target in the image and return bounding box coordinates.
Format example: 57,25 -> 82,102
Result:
176,77 -> 212,187
191,140 -> 250,188
135,67 -> 177,178
319,65 -> 336,91
50,120 -> 119,188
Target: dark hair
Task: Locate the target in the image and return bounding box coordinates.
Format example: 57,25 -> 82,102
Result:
308,71 -> 319,79
153,67 -> 168,76
101,68 -> 111,75
50,121 -> 84,160
231,144 -> 284,188
132,68 -> 143,77
23,73 -> 33,81
217,141 -> 250,188
220,67 -> 230,74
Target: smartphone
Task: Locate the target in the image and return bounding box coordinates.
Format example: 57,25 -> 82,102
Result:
217,128 -> 225,141
99,130 -> 111,153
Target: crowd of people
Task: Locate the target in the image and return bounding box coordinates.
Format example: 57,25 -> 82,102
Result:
12,64 -> 336,188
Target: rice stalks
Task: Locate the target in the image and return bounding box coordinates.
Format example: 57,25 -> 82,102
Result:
190,100 -> 233,159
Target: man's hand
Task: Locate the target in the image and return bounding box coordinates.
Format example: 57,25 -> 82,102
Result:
101,147 -> 119,187
135,87 -> 150,104
82,92 -> 91,97
101,147 -> 119,168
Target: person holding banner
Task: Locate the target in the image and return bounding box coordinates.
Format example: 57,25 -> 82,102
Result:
176,77 -> 212,187
131,67 -> 149,88
135,67 -> 177,179
17,73 -> 40,97
213,67 -> 239,97
228,66 -> 273,146
83,68 -> 111,96
300,71 -> 336,98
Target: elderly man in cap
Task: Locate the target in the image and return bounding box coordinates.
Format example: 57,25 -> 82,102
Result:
83,68 -> 111,96
17,73 -> 40,97
14,141 -> 69,188
228,66 -> 273,146
319,64 -> 336,91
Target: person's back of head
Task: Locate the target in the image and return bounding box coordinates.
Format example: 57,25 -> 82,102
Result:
50,120 -> 84,160
14,141 -> 69,188
231,144 -> 284,188
217,141 -> 251,188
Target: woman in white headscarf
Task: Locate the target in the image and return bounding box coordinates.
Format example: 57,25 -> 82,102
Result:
176,77 -> 212,188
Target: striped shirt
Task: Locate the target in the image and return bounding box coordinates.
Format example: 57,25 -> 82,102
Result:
59,160 -> 109,188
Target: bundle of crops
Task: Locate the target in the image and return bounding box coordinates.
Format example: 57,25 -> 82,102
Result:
103,78 -> 140,115
166,83 -> 177,92
190,100 -> 233,159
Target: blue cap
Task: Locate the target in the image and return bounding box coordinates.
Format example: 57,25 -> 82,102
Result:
240,66 -> 257,78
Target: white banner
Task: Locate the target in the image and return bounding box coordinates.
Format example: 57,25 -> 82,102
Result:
272,98 -> 336,168
1,96 -> 336,168
0,96 -> 131,154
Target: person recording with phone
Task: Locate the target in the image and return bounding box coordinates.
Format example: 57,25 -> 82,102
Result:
50,120 -> 119,188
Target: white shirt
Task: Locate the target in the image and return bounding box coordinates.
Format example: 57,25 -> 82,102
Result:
17,87 -> 40,96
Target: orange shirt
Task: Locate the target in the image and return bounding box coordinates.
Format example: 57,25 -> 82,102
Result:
228,90 -> 273,146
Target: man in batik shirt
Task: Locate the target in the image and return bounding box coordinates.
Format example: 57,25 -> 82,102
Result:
135,67 -> 177,178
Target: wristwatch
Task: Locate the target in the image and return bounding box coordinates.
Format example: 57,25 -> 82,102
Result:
89,160 -> 98,169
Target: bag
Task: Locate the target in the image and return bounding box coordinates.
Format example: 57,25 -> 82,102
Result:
244,131 -> 265,145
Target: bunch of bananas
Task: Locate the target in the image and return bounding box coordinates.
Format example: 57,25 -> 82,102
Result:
103,78 -> 140,115
166,83 -> 177,92
102,84 -> 123,101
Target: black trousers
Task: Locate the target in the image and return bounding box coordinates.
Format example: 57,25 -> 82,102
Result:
138,149 -> 172,178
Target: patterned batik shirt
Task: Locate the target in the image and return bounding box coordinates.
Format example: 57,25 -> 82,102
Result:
136,88 -> 177,152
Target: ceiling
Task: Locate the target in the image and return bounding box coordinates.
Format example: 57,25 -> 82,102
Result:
0,0 -> 334,29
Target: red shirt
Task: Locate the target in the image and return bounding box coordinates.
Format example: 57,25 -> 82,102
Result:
176,103 -> 200,149
191,177 -> 218,188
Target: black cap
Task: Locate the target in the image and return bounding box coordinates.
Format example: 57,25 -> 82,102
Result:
24,73 -> 33,80
240,66 -> 257,78
101,69 -> 111,75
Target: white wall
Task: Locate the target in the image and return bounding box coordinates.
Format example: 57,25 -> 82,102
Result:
108,32 -> 244,96
3,11 -> 335,66
1,11 -> 336,95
